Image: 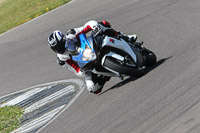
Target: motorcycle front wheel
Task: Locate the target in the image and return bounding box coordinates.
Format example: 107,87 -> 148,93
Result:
103,57 -> 145,77
142,48 -> 157,67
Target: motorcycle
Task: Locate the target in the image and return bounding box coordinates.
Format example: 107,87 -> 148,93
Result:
71,33 -> 157,79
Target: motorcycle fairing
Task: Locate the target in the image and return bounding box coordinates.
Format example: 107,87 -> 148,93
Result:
72,34 -> 95,67
102,36 -> 137,63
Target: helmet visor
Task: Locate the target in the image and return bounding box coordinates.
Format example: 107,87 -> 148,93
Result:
67,40 -> 80,56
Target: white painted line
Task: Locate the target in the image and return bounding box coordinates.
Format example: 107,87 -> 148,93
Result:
12,105 -> 65,133
36,79 -> 85,133
24,85 -> 75,114
0,79 -> 85,133
1,86 -> 52,107
0,79 -> 84,101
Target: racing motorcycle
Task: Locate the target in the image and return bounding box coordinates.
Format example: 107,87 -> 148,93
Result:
71,33 -> 157,79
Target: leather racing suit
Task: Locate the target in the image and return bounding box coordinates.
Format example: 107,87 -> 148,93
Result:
56,20 -> 135,93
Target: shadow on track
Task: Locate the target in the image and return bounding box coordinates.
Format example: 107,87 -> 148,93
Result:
99,57 -> 172,95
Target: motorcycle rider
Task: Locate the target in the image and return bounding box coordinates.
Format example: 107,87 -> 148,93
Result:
48,20 -> 137,94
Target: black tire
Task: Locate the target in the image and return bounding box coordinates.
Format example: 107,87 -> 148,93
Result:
104,57 -> 145,77
143,49 -> 157,67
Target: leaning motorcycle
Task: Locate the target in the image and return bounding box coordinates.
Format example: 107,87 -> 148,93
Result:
70,33 -> 157,79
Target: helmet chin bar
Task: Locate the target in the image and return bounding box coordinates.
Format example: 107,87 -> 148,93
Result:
48,30 -> 67,54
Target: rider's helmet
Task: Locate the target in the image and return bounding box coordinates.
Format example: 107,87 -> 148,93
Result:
48,30 -> 67,54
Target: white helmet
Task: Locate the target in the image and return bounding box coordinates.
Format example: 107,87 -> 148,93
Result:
48,30 -> 67,54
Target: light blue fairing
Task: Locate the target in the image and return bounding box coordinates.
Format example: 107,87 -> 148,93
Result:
72,34 -> 95,68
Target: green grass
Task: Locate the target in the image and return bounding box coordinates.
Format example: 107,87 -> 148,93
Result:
0,106 -> 23,133
0,0 -> 71,34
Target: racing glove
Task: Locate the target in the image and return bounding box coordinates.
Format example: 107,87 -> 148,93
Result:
57,57 -> 65,66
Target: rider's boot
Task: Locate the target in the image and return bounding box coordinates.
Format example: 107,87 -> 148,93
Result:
117,32 -> 137,44
128,34 -> 137,43
128,34 -> 145,48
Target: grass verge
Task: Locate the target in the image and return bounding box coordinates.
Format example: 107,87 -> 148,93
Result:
0,106 -> 23,132
0,0 -> 71,34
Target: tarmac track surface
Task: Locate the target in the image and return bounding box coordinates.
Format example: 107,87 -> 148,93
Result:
1,0 -> 200,132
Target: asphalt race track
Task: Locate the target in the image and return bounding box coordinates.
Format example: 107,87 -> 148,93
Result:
1,0 -> 200,132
